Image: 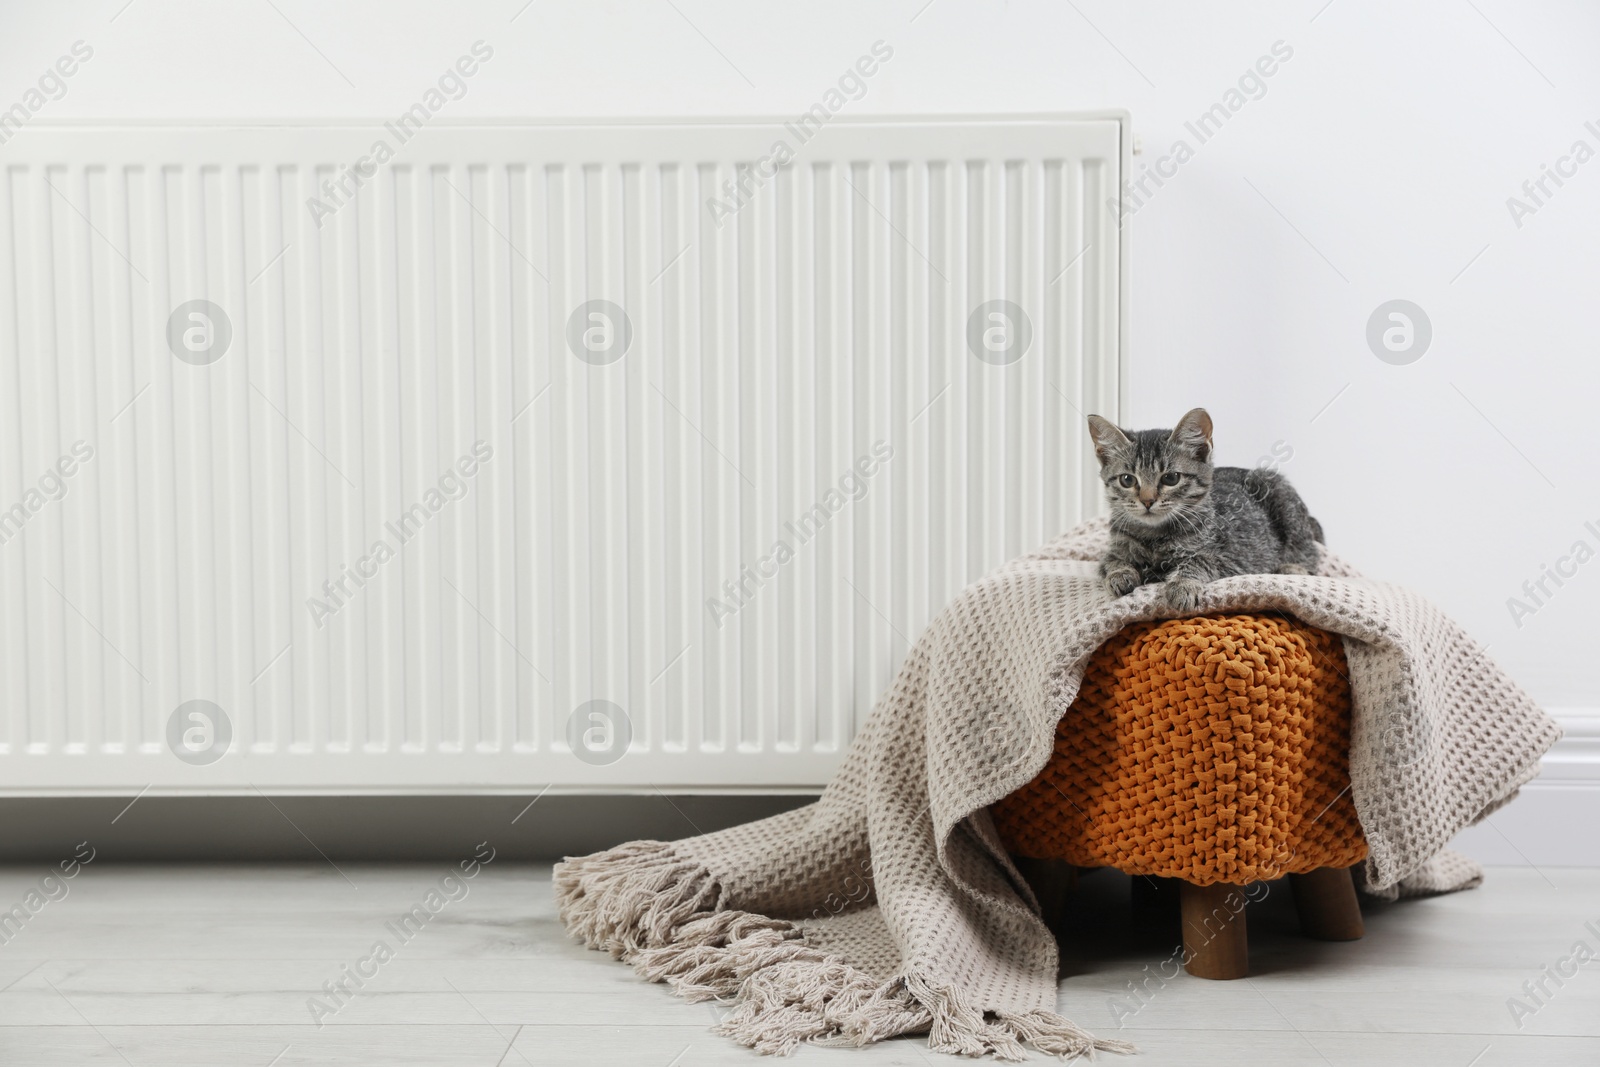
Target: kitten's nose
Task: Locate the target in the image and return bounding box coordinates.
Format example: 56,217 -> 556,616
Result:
1139,490 -> 1158,509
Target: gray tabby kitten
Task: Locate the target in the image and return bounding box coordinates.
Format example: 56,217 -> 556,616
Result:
1086,408 -> 1324,611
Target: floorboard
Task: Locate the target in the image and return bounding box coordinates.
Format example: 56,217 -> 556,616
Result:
0,863 -> 1593,1064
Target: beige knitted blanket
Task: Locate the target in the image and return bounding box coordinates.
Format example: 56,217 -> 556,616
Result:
555,518 -> 1561,1060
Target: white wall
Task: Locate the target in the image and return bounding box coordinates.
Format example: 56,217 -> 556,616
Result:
3,0 -> 1595,851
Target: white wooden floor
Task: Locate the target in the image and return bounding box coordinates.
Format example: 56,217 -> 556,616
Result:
0,862 -> 1595,1066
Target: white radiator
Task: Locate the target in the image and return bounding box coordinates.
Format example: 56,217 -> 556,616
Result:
0,116 -> 1126,794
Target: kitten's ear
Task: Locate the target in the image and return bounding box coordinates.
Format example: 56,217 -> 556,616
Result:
1086,415 -> 1132,466
1170,408 -> 1213,461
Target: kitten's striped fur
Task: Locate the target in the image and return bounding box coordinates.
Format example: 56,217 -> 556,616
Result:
1086,408 -> 1324,611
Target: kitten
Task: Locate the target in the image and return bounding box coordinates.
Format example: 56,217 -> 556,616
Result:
1085,408 -> 1324,611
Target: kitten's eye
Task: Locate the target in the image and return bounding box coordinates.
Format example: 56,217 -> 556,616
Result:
1159,472 -> 1181,486
1117,474 -> 1136,489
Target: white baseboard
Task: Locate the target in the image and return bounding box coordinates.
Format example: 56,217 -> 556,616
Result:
1449,708 -> 1600,868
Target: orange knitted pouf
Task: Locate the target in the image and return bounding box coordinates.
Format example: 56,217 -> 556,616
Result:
992,613 -> 1367,886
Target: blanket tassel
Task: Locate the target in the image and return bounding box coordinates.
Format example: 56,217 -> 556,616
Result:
556,842 -> 1135,1061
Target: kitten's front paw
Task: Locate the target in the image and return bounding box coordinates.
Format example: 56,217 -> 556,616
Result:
1164,577 -> 1205,612
1104,566 -> 1141,598
1278,563 -> 1310,575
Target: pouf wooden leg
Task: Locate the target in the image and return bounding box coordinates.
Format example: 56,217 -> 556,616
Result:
1180,882 -> 1249,979
1290,866 -> 1365,941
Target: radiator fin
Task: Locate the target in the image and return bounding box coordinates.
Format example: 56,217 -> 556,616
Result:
0,120 -> 1122,790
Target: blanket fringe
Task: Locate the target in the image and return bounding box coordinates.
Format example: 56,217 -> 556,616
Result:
554,839 -> 723,958
997,1007 -> 1139,1060
554,843 -> 1135,1061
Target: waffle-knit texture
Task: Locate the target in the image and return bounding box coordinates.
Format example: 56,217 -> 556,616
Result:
554,518 -> 1561,1061
991,614 -> 1367,885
